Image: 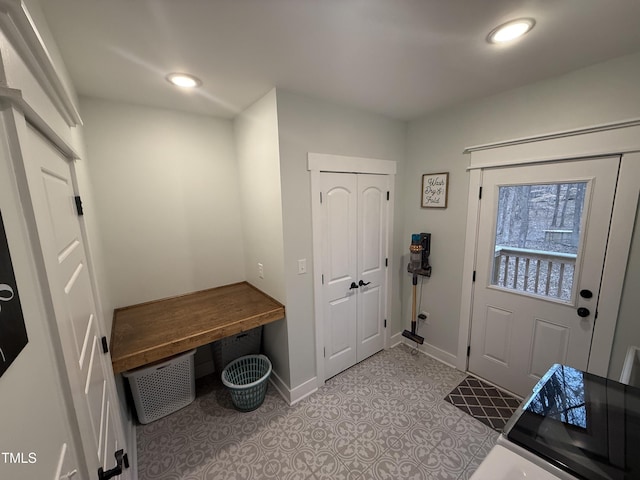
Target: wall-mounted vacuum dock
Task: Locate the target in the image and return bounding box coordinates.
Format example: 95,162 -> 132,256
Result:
403,233 -> 432,345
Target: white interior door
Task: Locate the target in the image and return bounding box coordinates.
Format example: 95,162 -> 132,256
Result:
321,173 -> 388,379
469,157 -> 619,396
21,124 -> 127,479
356,175 -> 388,362
321,173 -> 358,379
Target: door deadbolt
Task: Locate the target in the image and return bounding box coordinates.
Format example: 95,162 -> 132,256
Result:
579,289 -> 593,299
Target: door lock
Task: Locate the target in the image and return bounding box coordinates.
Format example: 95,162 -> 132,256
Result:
579,289 -> 593,299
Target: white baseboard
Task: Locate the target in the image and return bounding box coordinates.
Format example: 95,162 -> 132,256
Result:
389,331 -> 403,348
269,371 -> 318,406
289,376 -> 318,405
401,338 -> 459,370
269,370 -> 290,404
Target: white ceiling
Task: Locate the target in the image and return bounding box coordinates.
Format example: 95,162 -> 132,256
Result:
40,0 -> 640,121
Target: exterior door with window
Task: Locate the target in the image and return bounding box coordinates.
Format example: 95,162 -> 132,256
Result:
469,157 -> 619,397
320,172 -> 389,379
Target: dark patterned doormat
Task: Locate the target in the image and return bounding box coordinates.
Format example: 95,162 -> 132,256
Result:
444,376 -> 521,432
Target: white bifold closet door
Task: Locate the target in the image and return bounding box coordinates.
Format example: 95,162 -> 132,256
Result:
320,172 -> 389,379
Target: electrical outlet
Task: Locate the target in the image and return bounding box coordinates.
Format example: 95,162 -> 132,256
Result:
258,262 -> 264,279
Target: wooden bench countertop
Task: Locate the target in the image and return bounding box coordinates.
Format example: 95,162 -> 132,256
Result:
110,282 -> 285,373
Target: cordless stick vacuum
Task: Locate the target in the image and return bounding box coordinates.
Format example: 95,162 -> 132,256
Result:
402,271 -> 424,344
402,234 -> 429,345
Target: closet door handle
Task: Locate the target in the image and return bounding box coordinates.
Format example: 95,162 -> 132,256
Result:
358,280 -> 371,287
349,282 -> 359,290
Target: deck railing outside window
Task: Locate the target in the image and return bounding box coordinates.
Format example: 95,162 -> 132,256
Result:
492,246 -> 577,301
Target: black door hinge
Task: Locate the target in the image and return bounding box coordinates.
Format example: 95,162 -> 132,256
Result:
467,346 -> 471,357
386,191 -> 390,201
74,195 -> 83,216
323,347 -> 326,358
479,187 -> 483,199
101,336 -> 109,354
385,258 -> 388,267
384,319 -> 387,328
320,192 -> 323,204
472,271 -> 476,282
321,274 -> 324,285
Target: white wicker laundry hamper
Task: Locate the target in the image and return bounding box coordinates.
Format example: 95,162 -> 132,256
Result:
123,349 -> 196,424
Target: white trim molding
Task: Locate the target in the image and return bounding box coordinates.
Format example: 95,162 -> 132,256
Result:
459,122 -> 640,378
269,371 -> 318,406
456,169 -> 482,372
389,330 -> 403,348
0,87 -> 80,159
0,0 -> 82,126
464,118 -> 640,155
402,338 -> 458,370
589,152 -> 640,376
128,421 -> 138,480
466,119 -> 640,170
308,152 -> 397,175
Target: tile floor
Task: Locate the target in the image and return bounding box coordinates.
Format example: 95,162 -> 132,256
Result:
137,344 -> 499,479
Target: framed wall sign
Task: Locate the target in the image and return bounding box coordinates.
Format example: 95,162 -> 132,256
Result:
422,172 -> 449,208
0,210 -> 28,377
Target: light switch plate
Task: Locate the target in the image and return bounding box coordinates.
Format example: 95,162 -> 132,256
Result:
298,259 -> 307,274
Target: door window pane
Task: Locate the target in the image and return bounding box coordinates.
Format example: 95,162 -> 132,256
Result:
491,182 -> 586,302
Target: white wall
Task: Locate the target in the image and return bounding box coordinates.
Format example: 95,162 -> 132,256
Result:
79,98 -> 245,314
235,89 -> 286,302
405,51 -> 640,365
276,89 -> 407,388
234,89 -> 289,385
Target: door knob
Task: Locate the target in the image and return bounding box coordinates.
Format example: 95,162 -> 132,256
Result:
358,280 -> 371,287
579,289 -> 593,299
349,282 -> 359,290
577,307 -> 590,318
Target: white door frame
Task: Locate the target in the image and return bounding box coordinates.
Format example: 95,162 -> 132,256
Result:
458,119 -> 640,377
309,153 -> 396,387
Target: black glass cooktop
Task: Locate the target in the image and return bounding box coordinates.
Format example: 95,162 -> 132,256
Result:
504,364 -> 640,480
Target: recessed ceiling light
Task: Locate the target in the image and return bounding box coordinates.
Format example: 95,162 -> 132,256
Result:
166,72 -> 202,88
487,18 -> 535,44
